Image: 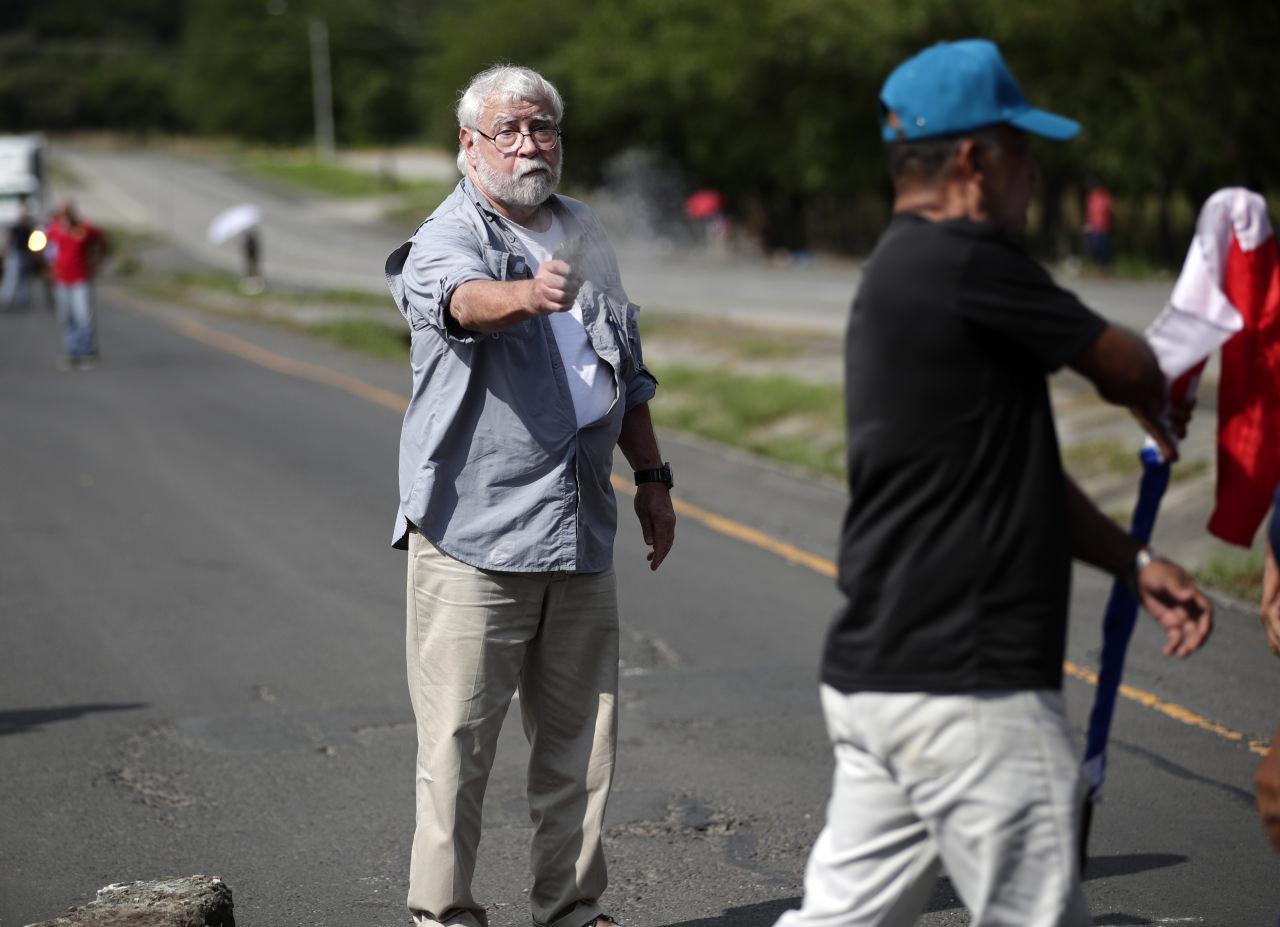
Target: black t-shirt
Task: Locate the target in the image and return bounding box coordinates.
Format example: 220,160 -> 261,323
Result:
822,213 -> 1107,693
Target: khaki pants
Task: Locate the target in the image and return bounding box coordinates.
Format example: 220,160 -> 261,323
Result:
406,531 -> 619,927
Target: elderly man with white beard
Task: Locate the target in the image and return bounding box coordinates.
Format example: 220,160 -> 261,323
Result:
384,65 -> 676,927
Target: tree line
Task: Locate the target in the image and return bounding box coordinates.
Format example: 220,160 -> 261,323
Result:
2,0 -> 1277,261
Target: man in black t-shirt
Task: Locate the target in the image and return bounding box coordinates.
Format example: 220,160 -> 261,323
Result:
775,40 -> 1213,927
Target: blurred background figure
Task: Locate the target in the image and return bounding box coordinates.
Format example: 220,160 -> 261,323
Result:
684,187 -> 731,258
45,198 -> 106,369
0,197 -> 37,310
241,227 -> 264,294
1083,178 -> 1115,271
206,202 -> 264,294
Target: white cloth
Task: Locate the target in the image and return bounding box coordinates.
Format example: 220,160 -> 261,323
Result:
502,213 -> 616,429
1145,187 -> 1268,384
774,687 -> 1090,927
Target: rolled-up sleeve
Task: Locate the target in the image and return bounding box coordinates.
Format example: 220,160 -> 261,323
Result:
623,300 -> 658,409
386,218 -> 492,340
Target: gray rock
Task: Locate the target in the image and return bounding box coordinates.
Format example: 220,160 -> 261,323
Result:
26,876 -> 234,927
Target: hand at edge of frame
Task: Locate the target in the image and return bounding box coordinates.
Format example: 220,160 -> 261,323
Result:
1254,729 -> 1280,853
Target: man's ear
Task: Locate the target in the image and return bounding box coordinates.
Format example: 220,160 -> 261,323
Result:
951,137 -> 984,183
459,127 -> 475,168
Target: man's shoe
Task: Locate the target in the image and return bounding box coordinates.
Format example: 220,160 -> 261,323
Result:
55,355 -> 73,371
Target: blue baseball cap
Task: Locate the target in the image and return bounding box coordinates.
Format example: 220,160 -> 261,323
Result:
880,39 -> 1080,143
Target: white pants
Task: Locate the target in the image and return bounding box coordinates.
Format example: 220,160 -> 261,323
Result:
776,687 -> 1090,927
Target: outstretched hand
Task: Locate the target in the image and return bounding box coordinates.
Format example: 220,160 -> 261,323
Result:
1136,557 -> 1213,657
634,484 -> 676,571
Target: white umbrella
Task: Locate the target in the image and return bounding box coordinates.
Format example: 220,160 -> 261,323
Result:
206,203 -> 261,245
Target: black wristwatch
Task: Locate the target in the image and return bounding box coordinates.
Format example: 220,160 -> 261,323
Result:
634,462 -> 674,489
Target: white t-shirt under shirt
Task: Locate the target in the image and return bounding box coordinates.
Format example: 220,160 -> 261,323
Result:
500,213 -> 616,429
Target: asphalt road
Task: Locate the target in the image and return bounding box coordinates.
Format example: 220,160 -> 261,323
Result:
1,288 -> 1278,927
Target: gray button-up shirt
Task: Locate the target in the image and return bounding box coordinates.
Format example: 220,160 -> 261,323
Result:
385,176 -> 657,572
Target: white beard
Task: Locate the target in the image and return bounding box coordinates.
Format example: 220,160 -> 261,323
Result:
474,153 -> 560,209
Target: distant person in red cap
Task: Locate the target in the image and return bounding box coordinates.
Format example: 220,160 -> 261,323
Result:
45,198 -> 107,369
774,39 -> 1212,927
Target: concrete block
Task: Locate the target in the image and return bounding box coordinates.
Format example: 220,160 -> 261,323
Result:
27,875 -> 234,927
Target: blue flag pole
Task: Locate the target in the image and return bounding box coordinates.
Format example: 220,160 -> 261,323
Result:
1079,442 -> 1171,868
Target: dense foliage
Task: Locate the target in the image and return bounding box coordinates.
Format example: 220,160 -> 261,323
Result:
2,0 -> 1277,259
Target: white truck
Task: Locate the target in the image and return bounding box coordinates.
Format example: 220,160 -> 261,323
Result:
0,134 -> 46,226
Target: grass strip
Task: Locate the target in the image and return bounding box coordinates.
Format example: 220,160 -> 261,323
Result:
1195,548 -> 1265,604
240,151 -> 452,202
649,364 -> 844,479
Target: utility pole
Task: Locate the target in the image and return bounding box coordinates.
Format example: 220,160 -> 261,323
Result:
308,17 -> 336,162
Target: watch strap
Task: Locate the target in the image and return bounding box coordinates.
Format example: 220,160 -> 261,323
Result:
634,462 -> 673,488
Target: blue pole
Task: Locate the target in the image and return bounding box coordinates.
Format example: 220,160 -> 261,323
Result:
1080,443 -> 1171,866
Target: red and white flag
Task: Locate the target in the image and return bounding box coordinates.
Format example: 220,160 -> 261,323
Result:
1145,187 -> 1280,547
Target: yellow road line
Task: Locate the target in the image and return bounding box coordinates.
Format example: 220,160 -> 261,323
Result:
140,301 -> 1268,758
132,304 -> 409,414
1062,662 -> 1270,756
611,476 -> 837,578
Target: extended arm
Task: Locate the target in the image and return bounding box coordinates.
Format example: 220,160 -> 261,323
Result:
449,259 -> 578,333
1069,324 -> 1179,460
1066,475 -> 1212,657
617,402 -> 676,571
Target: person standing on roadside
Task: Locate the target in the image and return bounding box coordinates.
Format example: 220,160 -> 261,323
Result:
1083,178 -> 1115,270
45,199 -> 106,369
384,65 -> 675,927
0,198 -> 36,310
774,40 -> 1214,927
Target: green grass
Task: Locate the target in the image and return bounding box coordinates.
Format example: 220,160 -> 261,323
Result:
124,266 -> 407,357
132,266 -> 389,309
241,150 -> 453,203
306,318 -> 408,360
1062,437 -> 1141,481
383,184 -> 458,229
1169,458 -> 1211,484
49,158 -> 84,190
639,312 -> 806,361
650,364 -> 845,477
1196,548 -> 1265,603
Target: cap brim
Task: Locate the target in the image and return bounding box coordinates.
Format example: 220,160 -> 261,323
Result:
1008,107 -> 1080,140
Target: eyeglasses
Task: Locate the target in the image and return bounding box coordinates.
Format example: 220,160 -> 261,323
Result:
473,125 -> 561,154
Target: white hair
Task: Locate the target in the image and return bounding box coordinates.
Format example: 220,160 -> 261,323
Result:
455,64 -> 564,174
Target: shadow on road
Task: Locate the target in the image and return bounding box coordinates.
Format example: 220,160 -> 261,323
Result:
1084,851 -> 1187,880
657,853 -> 1187,927
660,897 -> 802,927
0,702 -> 148,736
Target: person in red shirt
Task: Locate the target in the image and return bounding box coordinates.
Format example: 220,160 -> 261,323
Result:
1084,180 -> 1115,270
45,199 -> 107,369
